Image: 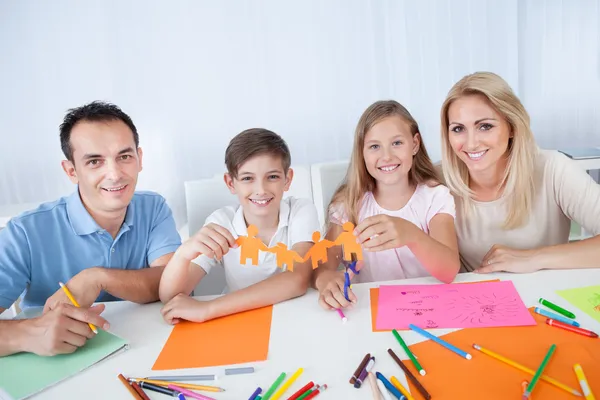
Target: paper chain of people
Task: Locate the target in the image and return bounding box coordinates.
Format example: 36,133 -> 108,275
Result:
237,221 -> 363,270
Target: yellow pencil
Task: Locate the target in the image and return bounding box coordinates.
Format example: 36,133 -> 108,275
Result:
574,364 -> 595,400
473,344 -> 581,396
59,282 -> 98,334
271,368 -> 304,400
132,378 -> 224,392
390,376 -> 415,400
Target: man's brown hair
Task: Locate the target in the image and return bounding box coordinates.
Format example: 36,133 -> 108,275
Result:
225,128 -> 291,178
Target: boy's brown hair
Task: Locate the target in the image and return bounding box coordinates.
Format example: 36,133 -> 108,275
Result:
225,128 -> 291,178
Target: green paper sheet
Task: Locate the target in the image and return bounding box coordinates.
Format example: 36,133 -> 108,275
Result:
0,330 -> 128,399
557,284 -> 600,323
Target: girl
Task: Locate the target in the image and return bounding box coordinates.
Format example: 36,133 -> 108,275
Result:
313,100 -> 460,310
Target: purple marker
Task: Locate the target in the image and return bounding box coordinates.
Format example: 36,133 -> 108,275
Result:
248,386 -> 262,400
353,357 -> 375,388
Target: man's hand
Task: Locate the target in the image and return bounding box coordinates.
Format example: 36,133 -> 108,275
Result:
23,303 -> 109,356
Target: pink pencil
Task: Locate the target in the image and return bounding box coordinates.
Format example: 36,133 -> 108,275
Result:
336,308 -> 347,322
168,384 -> 215,400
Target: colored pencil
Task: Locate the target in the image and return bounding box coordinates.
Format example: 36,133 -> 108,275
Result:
130,382 -> 151,400
523,344 -> 557,399
262,372 -> 287,400
59,282 -> 98,333
546,319 -> 598,338
574,364 -> 595,400
118,374 -> 143,400
534,307 -> 580,326
538,298 -> 576,319
473,344 -> 581,396
271,368 -> 303,400
350,353 -> 371,384
288,382 -> 314,400
376,372 -> 404,399
387,348 -> 431,400
368,372 -> 382,400
409,324 -> 472,359
391,376 -> 415,400
392,329 -> 426,376
169,384 -> 216,400
133,378 -> 224,392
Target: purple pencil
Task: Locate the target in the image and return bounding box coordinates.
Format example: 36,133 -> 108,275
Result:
248,386 -> 262,400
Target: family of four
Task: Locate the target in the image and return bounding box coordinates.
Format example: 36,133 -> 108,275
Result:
1,72 -> 599,358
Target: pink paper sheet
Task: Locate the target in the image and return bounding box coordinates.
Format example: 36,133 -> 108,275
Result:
375,281 -> 536,330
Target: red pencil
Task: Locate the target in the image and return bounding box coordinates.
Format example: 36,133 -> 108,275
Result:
287,381 -> 315,400
546,318 -> 598,338
303,384 -> 327,399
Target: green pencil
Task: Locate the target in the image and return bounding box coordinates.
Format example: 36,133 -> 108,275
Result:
538,298 -> 576,319
392,329 -> 426,376
262,372 -> 287,400
523,344 -> 557,399
297,386 -> 317,400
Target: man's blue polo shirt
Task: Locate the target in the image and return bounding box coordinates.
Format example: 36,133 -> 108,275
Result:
0,190 -> 181,309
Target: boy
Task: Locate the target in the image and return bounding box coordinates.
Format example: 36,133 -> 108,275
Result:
159,128 -> 320,324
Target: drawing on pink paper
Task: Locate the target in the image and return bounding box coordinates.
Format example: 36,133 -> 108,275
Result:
375,281 -> 536,330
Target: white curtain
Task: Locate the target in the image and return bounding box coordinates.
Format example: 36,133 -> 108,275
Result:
1,0 -> 598,227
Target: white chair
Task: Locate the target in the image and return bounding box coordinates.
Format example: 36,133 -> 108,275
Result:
310,160 -> 349,227
184,165 -> 313,296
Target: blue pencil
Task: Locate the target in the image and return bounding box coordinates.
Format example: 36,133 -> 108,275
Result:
409,324 -> 472,360
376,372 -> 406,400
248,386 -> 262,400
534,307 -> 580,327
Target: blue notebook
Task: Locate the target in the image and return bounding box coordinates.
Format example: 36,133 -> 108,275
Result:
558,148 -> 600,160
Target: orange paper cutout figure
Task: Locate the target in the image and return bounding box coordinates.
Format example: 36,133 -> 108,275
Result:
266,243 -> 304,272
302,231 -> 335,270
235,224 -> 268,265
334,222 -> 363,261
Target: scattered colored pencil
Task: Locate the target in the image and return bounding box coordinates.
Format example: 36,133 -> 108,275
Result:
392,329 -> 426,376
546,319 -> 598,338
573,364 -> 595,400
538,298 -> 576,319
387,348 -> 431,400
409,324 -> 472,360
472,344 -> 581,396
523,344 -> 556,399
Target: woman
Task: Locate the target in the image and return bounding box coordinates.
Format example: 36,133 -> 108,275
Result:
440,71 -> 600,273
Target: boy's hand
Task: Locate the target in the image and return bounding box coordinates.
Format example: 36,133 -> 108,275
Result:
316,270 -> 357,310
175,223 -> 237,261
161,293 -> 213,324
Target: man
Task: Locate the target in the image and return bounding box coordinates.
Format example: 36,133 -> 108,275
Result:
0,101 -> 181,356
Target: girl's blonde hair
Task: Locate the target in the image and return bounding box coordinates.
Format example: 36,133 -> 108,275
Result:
329,100 -> 440,226
440,71 -> 537,229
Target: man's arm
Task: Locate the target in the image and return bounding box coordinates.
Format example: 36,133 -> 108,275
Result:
97,253 -> 175,303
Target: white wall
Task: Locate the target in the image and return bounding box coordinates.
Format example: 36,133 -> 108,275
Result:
1,0 -> 598,227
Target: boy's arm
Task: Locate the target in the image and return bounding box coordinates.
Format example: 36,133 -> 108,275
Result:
197,241 -> 313,321
159,223 -> 235,303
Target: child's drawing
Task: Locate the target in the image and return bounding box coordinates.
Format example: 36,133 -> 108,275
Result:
444,293 -> 522,325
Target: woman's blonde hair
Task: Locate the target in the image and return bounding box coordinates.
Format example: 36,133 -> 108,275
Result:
440,71 -> 537,229
329,100 -> 440,226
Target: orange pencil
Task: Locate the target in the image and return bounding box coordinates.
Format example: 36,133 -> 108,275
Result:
118,374 -> 143,400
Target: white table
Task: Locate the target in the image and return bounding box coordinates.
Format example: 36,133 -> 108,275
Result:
28,269 -> 600,399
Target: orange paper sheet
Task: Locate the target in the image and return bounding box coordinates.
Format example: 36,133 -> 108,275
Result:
152,305 -> 273,370
370,280 -> 500,332
403,309 -> 600,399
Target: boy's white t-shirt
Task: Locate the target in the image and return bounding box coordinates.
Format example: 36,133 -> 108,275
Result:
192,197 -> 320,292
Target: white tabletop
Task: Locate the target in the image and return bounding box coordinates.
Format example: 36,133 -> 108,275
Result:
29,269 -> 600,400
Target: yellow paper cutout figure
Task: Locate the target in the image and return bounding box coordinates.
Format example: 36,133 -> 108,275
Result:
235,224 -> 268,265
334,222 -> 364,261
302,231 -> 335,270
266,243 -> 304,272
